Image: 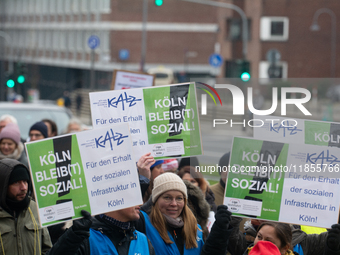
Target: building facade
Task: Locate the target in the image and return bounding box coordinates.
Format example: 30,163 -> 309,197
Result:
0,0 -> 339,100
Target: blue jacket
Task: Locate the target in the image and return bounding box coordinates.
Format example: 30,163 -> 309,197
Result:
141,211 -> 204,255
89,228 -> 150,255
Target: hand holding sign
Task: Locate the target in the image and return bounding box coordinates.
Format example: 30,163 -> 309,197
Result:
327,224 -> 340,251
214,205 -> 232,227
72,210 -> 92,238
137,152 -> 155,179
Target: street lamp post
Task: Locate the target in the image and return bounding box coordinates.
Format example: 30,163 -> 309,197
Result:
181,0 -> 248,59
140,0 -> 148,72
310,8 -> 337,77
0,31 -> 13,101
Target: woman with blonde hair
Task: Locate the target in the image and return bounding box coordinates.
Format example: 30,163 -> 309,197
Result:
137,172 -> 232,255
0,123 -> 27,167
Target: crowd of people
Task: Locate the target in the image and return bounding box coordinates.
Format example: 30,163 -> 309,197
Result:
0,113 -> 339,255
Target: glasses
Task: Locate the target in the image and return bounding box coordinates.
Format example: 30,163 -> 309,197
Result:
161,195 -> 184,204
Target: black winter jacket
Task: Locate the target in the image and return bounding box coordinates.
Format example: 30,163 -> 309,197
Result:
46,215 -> 155,255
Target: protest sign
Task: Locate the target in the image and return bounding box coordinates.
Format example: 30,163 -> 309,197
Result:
25,123 -> 142,227
111,70 -> 155,90
253,115 -> 340,147
224,136 -> 340,228
90,82 -> 202,159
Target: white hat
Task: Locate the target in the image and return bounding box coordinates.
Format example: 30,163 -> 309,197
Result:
152,173 -> 187,203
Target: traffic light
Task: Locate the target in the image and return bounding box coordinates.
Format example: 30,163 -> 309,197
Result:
240,60 -> 251,82
6,77 -> 15,88
155,0 -> 163,6
225,59 -> 251,81
16,63 -> 27,84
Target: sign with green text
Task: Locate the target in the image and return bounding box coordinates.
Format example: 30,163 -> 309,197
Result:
253,115 -> 340,148
26,123 -> 142,227
90,83 -> 202,159
225,136 -> 340,228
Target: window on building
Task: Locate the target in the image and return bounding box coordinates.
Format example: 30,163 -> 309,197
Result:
68,31 -> 75,51
46,31 -> 52,50
226,18 -> 252,41
81,0 -> 88,13
29,0 -> 35,14
260,17 -> 289,41
57,0 -> 64,14
28,30 -> 36,49
60,31 -> 66,50
64,0 -> 70,13
101,0 -> 111,13
36,0 -> 42,13
71,0 -> 79,13
101,31 -> 110,51
76,30 -> 83,51
49,0 -> 55,14
42,0 -> 48,14
38,31 -> 44,49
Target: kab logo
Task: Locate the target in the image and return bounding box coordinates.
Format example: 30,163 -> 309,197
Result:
200,84 -> 312,116
108,92 -> 142,110
95,129 -> 128,150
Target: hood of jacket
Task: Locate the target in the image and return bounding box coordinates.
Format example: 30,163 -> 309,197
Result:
0,158 -> 31,213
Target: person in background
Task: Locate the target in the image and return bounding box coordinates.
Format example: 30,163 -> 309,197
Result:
76,93 -> 82,116
210,152 -> 230,206
245,222 -> 294,255
0,114 -> 26,144
143,159 -> 164,202
42,118 -> 58,137
65,118 -> 83,133
63,90 -> 71,108
0,123 -> 28,166
162,158 -> 179,173
0,114 -> 18,133
29,121 -> 48,141
0,159 -> 52,254
209,152 -> 247,255
178,165 -> 217,213
178,156 -> 200,170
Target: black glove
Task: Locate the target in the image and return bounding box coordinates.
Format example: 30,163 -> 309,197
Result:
72,210 -> 92,238
327,224 -> 340,251
215,205 -> 232,227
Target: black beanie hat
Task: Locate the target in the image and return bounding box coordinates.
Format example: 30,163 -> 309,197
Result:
29,121 -> 48,138
218,152 -> 230,176
178,157 -> 199,170
8,165 -> 30,184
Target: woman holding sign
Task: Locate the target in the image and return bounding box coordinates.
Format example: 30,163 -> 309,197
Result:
136,172 -> 233,255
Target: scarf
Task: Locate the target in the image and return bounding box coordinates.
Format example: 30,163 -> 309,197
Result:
0,142 -> 24,160
247,245 -> 295,255
5,193 -> 30,217
163,214 -> 184,228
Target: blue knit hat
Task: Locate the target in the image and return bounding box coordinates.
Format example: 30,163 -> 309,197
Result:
151,160 -> 164,170
29,121 -> 48,138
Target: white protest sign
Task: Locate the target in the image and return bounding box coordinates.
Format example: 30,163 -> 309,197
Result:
90,83 -> 202,159
225,136 -> 340,228
112,70 -> 155,90
25,123 -> 142,227
253,115 -> 340,147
